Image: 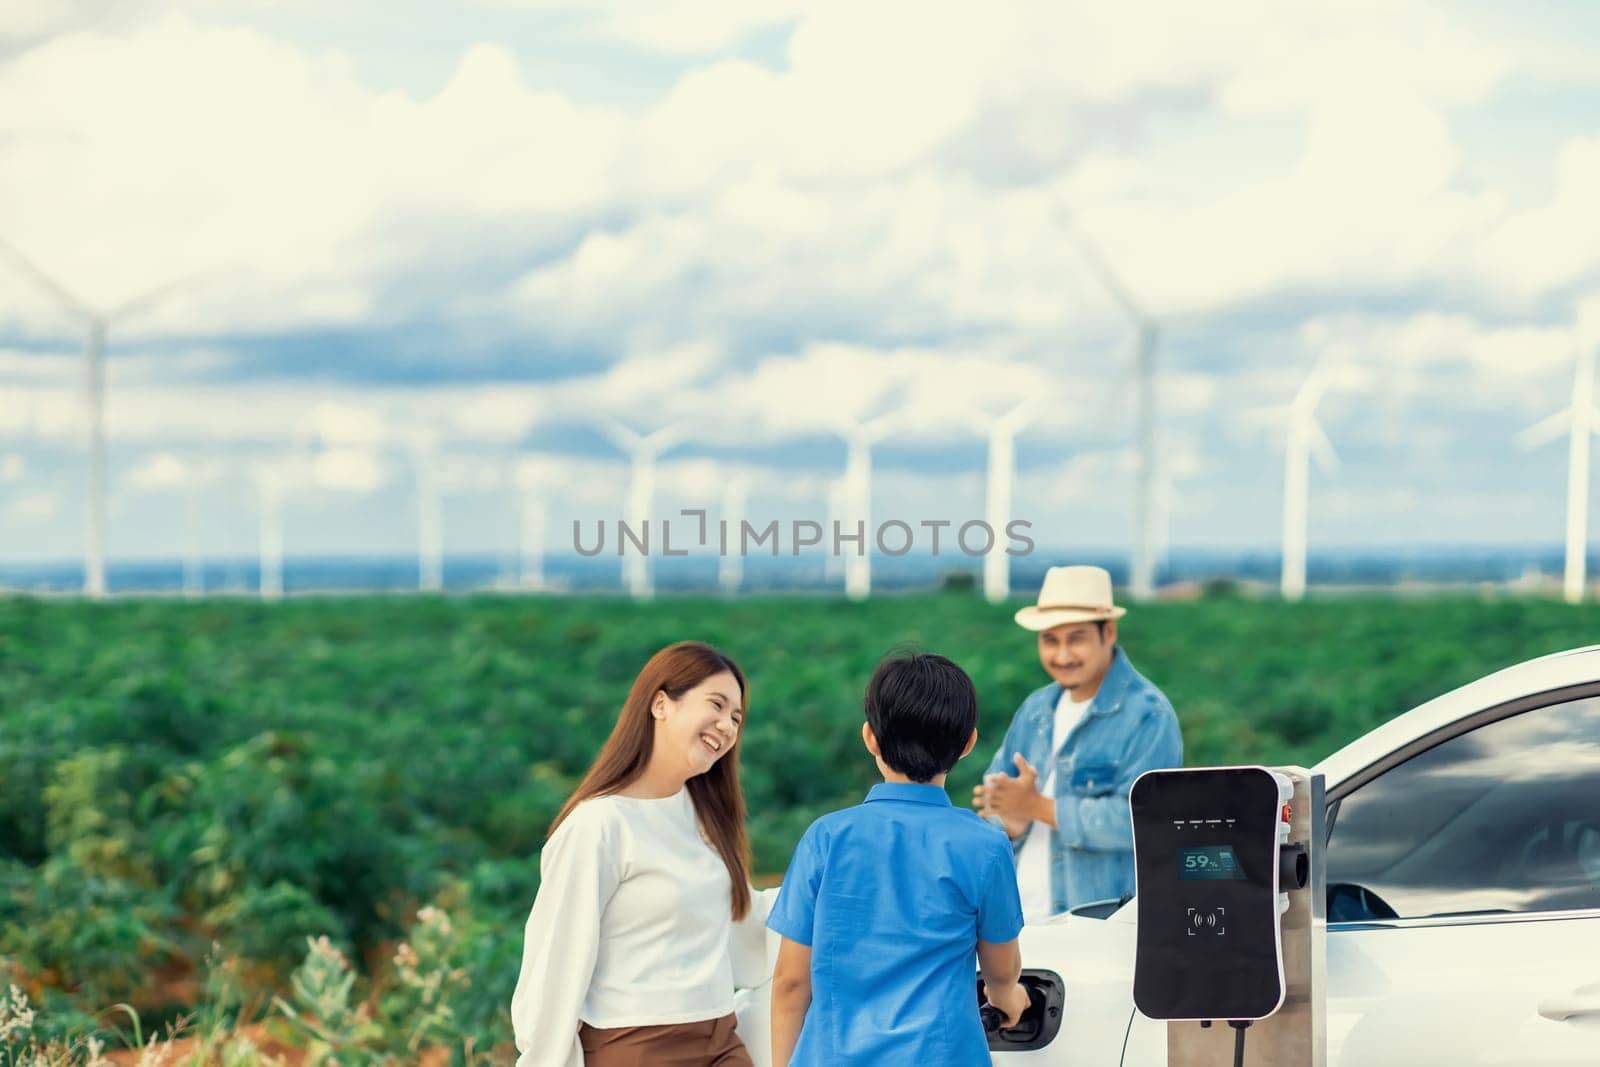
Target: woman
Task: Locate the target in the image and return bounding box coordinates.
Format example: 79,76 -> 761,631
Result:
511,641 -> 771,1067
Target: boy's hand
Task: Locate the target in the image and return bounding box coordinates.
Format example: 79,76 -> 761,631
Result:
985,980 -> 1032,1029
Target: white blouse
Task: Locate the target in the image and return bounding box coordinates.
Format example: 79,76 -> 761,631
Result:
510,788 -> 774,1067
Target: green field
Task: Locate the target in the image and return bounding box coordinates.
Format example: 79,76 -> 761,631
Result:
2,589 -> 1596,1061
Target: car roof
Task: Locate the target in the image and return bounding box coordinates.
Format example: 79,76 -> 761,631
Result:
1312,643 -> 1600,788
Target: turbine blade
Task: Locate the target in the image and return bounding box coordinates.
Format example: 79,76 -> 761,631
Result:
958,410 -> 990,436
107,270 -> 207,323
1001,397 -> 1038,433
1089,352 -> 1134,440
1058,208 -> 1147,324
644,421 -> 688,456
0,236 -> 92,319
1307,418 -> 1340,473
863,410 -> 900,442
1294,364 -> 1329,412
601,420 -> 641,453
1516,408 -> 1571,451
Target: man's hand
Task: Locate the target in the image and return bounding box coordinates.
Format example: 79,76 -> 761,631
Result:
985,979 -> 1033,1029
972,753 -> 1045,837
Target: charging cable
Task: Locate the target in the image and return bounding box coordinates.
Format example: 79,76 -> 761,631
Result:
1229,1020 -> 1251,1067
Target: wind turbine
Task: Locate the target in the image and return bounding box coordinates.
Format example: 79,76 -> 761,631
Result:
509,453 -> 550,592
256,463 -> 285,600
0,237 -> 195,597
1059,212 -> 1160,600
824,476 -> 847,582
410,432 -> 444,593
124,450 -> 217,596
1151,463 -> 1182,575
183,477 -> 204,597
518,496 -> 546,591
719,475 -> 748,595
1281,364 -> 1339,602
175,454 -> 223,597
603,421 -> 685,599
976,400 -> 1036,604
1518,296 -> 1600,604
837,412 -> 899,601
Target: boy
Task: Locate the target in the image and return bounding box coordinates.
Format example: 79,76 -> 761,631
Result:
767,651 -> 1031,1065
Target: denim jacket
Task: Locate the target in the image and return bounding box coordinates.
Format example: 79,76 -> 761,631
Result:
983,646 -> 1182,915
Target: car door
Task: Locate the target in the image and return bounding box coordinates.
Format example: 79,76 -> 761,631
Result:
1322,690 -> 1600,1066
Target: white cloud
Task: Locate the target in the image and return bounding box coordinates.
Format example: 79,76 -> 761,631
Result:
9,489 -> 58,521
0,0 -> 1586,365
0,348 -> 75,383
310,447 -> 388,493
510,451 -> 623,510
306,402 -> 385,447
1296,311 -> 1576,422
0,0 -> 127,49
474,0 -> 806,55
0,22 -> 623,337
127,451 -> 191,489
1482,136 -> 1600,298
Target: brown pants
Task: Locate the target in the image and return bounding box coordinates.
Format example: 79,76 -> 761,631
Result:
578,1013 -> 752,1067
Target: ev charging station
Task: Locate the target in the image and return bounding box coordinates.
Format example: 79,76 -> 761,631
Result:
1130,766 -> 1326,1067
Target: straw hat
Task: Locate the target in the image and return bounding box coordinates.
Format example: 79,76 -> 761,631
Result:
1013,565 -> 1128,631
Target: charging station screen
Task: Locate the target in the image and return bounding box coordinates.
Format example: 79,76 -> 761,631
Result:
1179,844 -> 1243,880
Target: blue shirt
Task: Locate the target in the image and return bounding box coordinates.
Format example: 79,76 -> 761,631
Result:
982,645 -> 1183,912
767,782 -> 1024,1066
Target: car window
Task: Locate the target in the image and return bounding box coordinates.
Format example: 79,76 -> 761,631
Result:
1326,694 -> 1600,921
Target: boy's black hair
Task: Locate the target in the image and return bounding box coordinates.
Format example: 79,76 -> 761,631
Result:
864,647 -> 979,783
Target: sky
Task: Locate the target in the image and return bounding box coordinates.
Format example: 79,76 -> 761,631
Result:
2,1 -> 1600,571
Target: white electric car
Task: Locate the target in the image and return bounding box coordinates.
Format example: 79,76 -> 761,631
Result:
734,645 -> 1600,1064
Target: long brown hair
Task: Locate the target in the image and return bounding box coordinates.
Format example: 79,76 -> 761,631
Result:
549,641 -> 753,920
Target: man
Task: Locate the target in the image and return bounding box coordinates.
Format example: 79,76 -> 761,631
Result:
973,564 -> 1182,921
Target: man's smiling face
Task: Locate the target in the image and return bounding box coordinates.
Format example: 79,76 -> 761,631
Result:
1037,619 -> 1117,695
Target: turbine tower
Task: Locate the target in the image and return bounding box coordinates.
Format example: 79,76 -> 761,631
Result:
1152,463 -> 1185,575
412,433 -> 443,593
1518,296 -> 1600,604
824,476 -> 847,583
184,478 -> 204,597
256,464 -> 285,601
719,475 -> 748,595
510,454 -> 547,592
837,412 -> 898,601
180,456 -> 225,597
978,401 -> 1035,603
1059,213 -> 1160,600
0,237 -> 192,597
519,495 -> 546,591
603,421 -> 685,599
1281,364 -> 1339,602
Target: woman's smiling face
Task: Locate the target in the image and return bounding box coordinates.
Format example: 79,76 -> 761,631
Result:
654,669 -> 744,777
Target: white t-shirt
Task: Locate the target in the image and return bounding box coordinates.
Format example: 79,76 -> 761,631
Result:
1016,689 -> 1093,923
509,789 -> 774,1067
